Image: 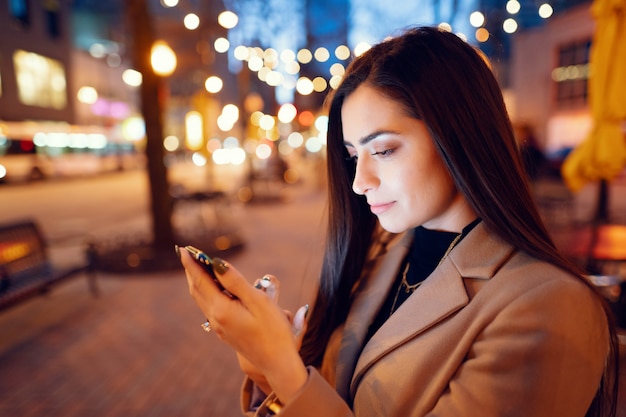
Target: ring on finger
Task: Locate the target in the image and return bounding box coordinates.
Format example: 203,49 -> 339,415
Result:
201,320 -> 212,333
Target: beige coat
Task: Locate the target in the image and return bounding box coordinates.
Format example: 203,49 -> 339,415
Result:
245,222 -> 609,417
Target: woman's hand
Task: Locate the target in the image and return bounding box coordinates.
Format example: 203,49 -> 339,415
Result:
236,299 -> 309,395
179,249 -> 309,404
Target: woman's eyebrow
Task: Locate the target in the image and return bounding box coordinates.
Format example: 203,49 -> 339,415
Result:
343,130 -> 398,147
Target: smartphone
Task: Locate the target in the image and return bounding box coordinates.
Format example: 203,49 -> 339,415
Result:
183,245 -> 235,298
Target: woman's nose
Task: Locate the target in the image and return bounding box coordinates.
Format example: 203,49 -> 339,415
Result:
352,157 -> 376,195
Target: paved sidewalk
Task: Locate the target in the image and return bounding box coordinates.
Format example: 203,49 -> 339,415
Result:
0,182 -> 327,417
0,177 -> 625,416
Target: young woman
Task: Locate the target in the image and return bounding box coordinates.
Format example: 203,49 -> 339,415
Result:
180,26 -> 618,416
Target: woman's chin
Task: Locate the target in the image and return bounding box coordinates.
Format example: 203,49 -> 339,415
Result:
378,220 -> 410,234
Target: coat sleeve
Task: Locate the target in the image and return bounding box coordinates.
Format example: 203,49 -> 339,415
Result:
241,367 -> 354,417
426,278 -> 610,417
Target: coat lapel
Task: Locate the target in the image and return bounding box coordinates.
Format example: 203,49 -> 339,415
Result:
349,222 -> 515,398
333,231 -> 412,401
351,258 -> 468,392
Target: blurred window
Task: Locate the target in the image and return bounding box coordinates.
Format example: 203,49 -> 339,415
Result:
13,50 -> 67,110
8,0 -> 30,26
44,0 -> 61,38
553,39 -> 591,110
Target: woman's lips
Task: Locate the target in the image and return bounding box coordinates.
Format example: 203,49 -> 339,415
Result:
369,201 -> 395,215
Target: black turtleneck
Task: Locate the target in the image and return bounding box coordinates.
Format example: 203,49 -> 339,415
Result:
365,219 -> 480,343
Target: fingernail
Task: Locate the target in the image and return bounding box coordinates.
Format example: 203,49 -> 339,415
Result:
260,275 -> 272,288
292,304 -> 309,336
174,245 -> 181,259
213,257 -> 229,275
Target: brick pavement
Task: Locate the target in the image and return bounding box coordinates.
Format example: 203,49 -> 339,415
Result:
0,181 -> 327,417
1,177 -> 625,416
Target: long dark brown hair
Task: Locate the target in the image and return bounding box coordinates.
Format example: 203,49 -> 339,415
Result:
299,26 -> 618,416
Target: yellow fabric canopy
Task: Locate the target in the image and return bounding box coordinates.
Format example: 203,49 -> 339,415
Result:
562,0 -> 626,192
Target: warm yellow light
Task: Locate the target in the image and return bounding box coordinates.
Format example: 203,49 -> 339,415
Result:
335,45 -> 351,60
314,47 -> 330,62
163,135 -> 180,151
185,111 -> 203,150
329,75 -> 343,90
222,104 -> 239,122
438,22 -> 452,32
330,63 -> 345,77
77,86 -> 98,104
244,93 -> 264,113
354,42 -> 371,57
218,11 -> 238,29
280,49 -> 296,63
121,117 -> 145,141
469,11 -> 485,27
205,75 -> 223,93
214,37 -> 230,53
297,49 -> 313,64
475,28 -> 490,42
234,45 -> 249,61
250,111 -> 263,126
264,48 -> 279,67
122,69 -> 142,87
217,115 -> 234,132
312,77 -> 327,92
502,18 -> 518,33
277,103 -> 297,123
14,49 -> 67,109
184,13 -> 200,30
506,0 -> 521,14
257,67 -> 270,82
285,61 -> 300,75
259,114 -> 275,130
256,143 -> 272,159
151,41 -> 176,76
296,77 -> 314,95
266,71 -> 283,87
538,3 -> 553,18
248,56 -> 263,72
287,131 -> 304,148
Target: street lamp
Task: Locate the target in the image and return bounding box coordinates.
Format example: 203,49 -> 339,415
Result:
150,41 -> 177,76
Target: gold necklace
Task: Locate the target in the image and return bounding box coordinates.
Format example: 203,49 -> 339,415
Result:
389,233 -> 462,315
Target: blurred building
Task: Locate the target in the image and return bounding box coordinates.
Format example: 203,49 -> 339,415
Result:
0,0 -> 138,130
0,0 -> 143,182
509,1 -> 594,158
0,0 -> 75,123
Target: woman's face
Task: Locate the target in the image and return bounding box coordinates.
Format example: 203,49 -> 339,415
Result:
341,84 -> 475,233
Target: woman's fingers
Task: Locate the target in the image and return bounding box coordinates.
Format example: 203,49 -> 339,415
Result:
180,250 -> 309,398
253,274 -> 280,302
292,304 -> 309,338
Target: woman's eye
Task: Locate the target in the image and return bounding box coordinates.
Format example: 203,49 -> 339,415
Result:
372,149 -> 394,158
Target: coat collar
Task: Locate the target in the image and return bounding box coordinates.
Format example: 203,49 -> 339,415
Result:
332,222 -> 515,400
332,230 -> 411,401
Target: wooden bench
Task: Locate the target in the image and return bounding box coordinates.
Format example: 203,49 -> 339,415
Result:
0,219 -> 98,312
